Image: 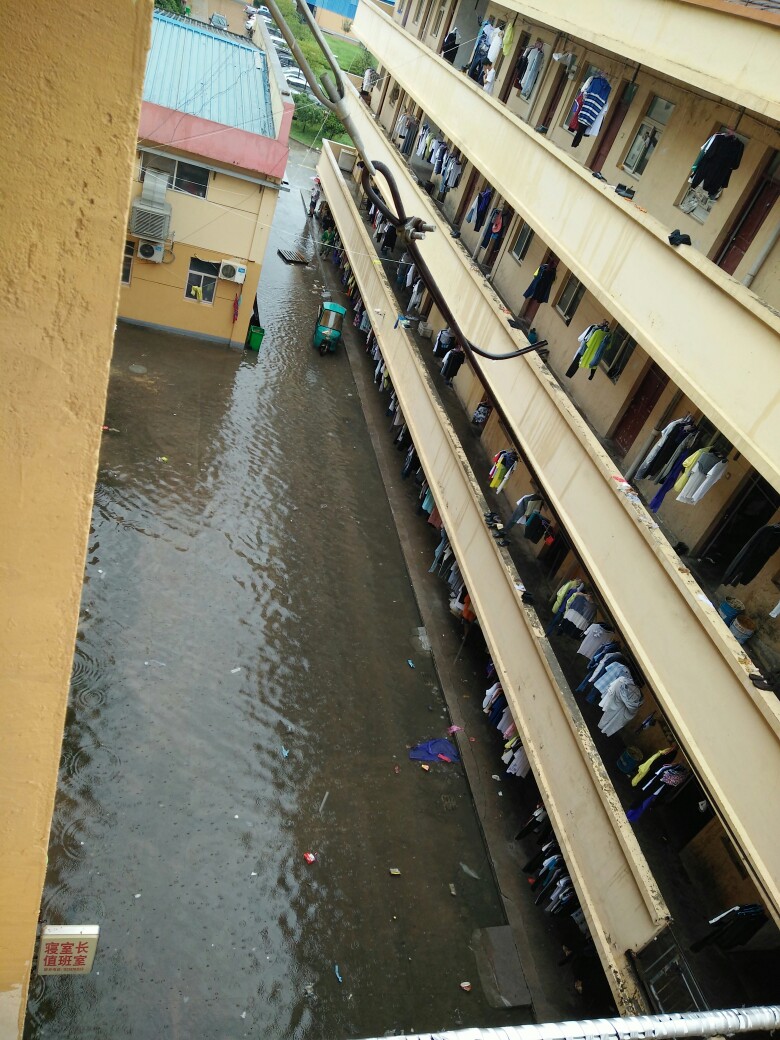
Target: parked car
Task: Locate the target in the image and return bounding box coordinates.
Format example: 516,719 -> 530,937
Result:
266,24 -> 284,41
285,72 -> 310,92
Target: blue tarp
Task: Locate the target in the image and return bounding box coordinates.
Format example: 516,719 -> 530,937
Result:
408,739 -> 460,762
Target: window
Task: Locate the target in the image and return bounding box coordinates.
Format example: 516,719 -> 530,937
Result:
510,221 -> 534,262
623,96 -> 675,176
121,240 -> 134,285
556,274 -> 586,324
599,325 -> 636,382
430,0 -> 446,34
140,152 -> 211,199
412,0 -> 425,21
185,258 -> 219,304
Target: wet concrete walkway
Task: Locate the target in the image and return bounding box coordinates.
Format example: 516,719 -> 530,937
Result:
25,145 -> 522,1039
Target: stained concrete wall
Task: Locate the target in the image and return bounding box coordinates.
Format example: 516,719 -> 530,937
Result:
0,2 -> 153,1036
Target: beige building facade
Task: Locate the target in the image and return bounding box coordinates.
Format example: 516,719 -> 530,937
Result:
117,8 -> 292,346
316,0 -> 780,1012
0,3 -> 153,1036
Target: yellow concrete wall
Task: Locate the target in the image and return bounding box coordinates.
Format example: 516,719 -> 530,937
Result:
315,7 -> 356,35
119,241 -> 261,345
0,2 -> 152,1036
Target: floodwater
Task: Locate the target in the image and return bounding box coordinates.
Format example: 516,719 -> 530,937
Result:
25,145 -> 516,1039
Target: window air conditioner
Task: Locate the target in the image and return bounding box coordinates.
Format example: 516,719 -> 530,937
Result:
129,168 -> 172,242
137,240 -> 165,263
219,259 -> 247,284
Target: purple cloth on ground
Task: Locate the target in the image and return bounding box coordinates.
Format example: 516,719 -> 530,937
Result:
408,739 -> 460,762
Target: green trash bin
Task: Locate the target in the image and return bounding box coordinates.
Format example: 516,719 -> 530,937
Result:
246,325 -> 265,351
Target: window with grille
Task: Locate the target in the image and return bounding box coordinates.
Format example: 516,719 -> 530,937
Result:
121,241 -> 134,285
555,274 -> 586,324
600,325 -> 636,382
623,96 -> 675,176
511,221 -> 534,262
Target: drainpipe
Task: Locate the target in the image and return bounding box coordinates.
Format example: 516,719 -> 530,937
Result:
741,221 -> 780,288
353,1005 -> 780,1040
623,389 -> 683,483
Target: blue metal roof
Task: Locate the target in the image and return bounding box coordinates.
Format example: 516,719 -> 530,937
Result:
144,12 -> 275,139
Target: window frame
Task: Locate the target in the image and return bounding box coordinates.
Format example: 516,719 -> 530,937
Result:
185,258 -> 220,305
412,0 -> 425,22
599,324 -> 637,383
139,151 -> 211,200
121,240 -> 135,286
555,273 -> 586,325
622,95 -> 675,178
510,221 -> 534,263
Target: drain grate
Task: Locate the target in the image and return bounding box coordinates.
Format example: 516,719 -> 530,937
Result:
277,248 -> 311,265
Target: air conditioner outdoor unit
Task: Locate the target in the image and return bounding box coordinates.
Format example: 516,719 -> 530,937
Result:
219,259 -> 247,283
136,240 -> 165,263
129,168 -> 172,242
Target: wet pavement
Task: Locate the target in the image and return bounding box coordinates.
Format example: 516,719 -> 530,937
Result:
25,144 -> 521,1039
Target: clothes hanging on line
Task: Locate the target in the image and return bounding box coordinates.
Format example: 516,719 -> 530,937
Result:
505,493 -> 543,531
571,76 -> 611,147
519,43 -> 544,99
598,676 -> 643,737
441,27 -> 460,64
689,132 -> 744,198
547,580 -> 585,636
441,349 -> 465,384
675,451 -> 727,504
631,746 -> 677,787
489,450 -> 518,489
560,591 -> 596,635
626,763 -> 688,821
635,416 -> 695,480
577,622 -> 614,660
433,327 -> 454,358
523,510 -> 547,543
722,523 -> 780,586
523,263 -> 557,303
565,323 -> 611,379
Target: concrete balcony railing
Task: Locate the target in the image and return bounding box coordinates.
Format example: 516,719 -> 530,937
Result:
353,0 -> 780,495
318,140 -> 668,1012
486,0 -> 780,121
330,92 -> 780,927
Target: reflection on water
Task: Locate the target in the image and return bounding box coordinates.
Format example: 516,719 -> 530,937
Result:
25,150 -> 520,1039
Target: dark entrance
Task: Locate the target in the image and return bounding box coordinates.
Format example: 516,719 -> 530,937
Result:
697,472 -> 780,569
611,363 -> 669,457
588,82 -> 631,174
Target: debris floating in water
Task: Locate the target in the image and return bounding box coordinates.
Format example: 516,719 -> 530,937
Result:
407,659 -> 415,668
231,667 -> 241,674
460,862 -> 481,880
334,964 -> 343,984
319,791 -> 330,813
281,747 -> 290,758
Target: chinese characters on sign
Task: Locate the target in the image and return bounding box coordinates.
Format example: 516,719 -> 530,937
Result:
38,925 -> 99,975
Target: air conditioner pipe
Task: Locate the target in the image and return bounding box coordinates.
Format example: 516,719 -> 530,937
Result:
352,1004 -> 780,1040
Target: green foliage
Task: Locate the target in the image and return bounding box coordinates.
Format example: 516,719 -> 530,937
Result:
154,0 -> 185,12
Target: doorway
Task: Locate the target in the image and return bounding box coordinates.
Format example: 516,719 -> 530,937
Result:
697,473 -> 780,569
538,66 -> 568,131
498,30 -> 530,104
588,81 -> 631,173
715,151 -> 780,276
611,363 -> 669,456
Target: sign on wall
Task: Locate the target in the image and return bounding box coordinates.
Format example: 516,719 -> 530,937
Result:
38,925 -> 100,975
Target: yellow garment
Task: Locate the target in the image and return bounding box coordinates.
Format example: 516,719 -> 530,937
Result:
189,284 -> 203,301
631,746 -> 676,787
674,449 -> 704,493
504,736 -> 518,750
490,462 -> 507,488
552,579 -> 579,613
502,21 -> 514,55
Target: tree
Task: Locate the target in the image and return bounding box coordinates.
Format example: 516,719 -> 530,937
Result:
154,0 -> 185,13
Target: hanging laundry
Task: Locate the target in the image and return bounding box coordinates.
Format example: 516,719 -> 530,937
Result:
523,510 -> 546,543
489,450 -> 518,489
565,322 -> 611,379
571,76 -> 611,147
472,189 -> 493,232
505,492 -> 543,531
502,21 -> 514,55
635,416 -> 695,480
631,746 -> 677,787
598,676 -> 643,736
675,451 -> 727,503
519,41 -> 544,99
560,591 -> 595,635
441,27 -> 460,64
487,28 -> 503,64
433,327 -> 454,358
523,261 -> 558,303
690,905 -> 767,952
722,523 -> 780,586
626,763 -> 688,822
689,131 -> 744,198
441,348 -> 465,385
577,622 -> 614,660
